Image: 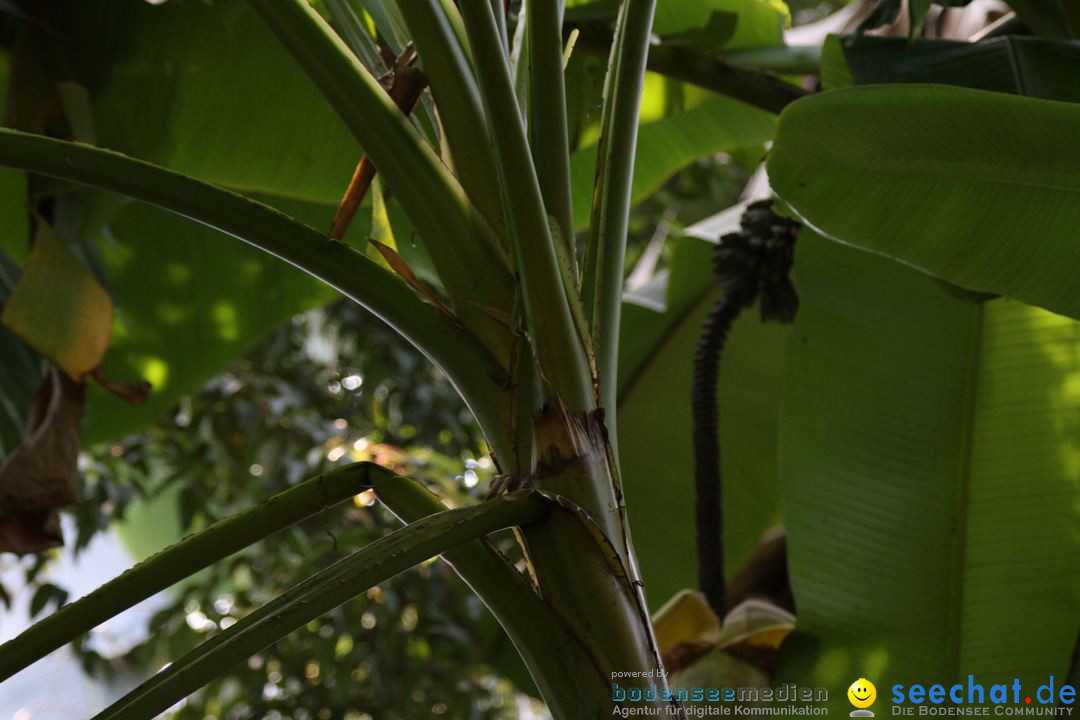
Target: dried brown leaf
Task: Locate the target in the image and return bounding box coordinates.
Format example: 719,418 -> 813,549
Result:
0,366 -> 85,555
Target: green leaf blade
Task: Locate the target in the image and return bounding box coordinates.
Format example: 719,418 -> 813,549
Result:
775,234 -> 1079,707
84,200 -> 337,443
0,129 -> 514,459
768,84 -> 1080,320
825,36 -> 1080,101
61,0 -> 361,208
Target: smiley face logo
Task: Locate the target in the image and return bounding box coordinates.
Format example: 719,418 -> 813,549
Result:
848,678 -> 877,709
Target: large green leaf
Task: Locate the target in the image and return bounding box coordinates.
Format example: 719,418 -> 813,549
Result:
767,84 -> 1080,321
822,35 -> 1080,100
617,228 -> 788,609
1004,0 -> 1077,39
0,169 -> 26,265
38,0 -> 374,442
775,233 -> 1079,707
59,0 -> 359,205
83,202 -> 343,444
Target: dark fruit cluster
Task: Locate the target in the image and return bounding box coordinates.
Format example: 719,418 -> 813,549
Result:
713,200 -> 800,323
692,199 -> 800,618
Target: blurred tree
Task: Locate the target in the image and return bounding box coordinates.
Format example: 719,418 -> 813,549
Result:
42,299 -> 521,719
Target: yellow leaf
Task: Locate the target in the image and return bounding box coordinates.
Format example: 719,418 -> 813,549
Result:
716,597 -> 795,650
1,225 -> 113,380
652,589 -> 722,656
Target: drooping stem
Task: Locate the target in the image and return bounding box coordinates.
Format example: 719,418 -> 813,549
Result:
720,45 -> 823,76
0,129 -> 516,462
0,463 -> 393,681
692,290 -> 753,617
91,490 -> 551,720
691,201 -> 800,618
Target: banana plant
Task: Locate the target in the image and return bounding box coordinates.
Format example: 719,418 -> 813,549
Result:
4,1 -> 1079,717
0,0 -> 683,715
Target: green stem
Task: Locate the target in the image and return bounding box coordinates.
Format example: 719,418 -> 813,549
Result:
372,475 -> 615,718
571,24 -> 809,114
397,0 -> 506,239
510,310 -> 540,475
582,0 -> 658,427
528,0 -> 576,249
0,463 -> 390,682
459,0 -> 595,413
323,0 -> 382,74
518,457 -> 673,711
92,491 -> 550,720
436,0 -> 472,57
720,45 -> 823,76
648,46 -> 807,113
244,0 -> 515,358
0,129 -> 515,462
490,0 -> 510,53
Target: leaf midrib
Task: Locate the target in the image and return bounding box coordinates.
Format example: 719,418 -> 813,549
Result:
946,302 -> 984,680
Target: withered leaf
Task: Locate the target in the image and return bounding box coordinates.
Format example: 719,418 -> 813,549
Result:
0,366 -> 85,555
